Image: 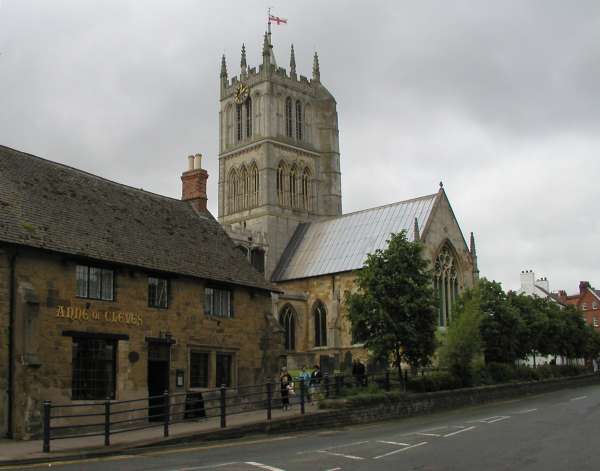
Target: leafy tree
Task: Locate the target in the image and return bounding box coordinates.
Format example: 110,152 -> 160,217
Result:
439,287 -> 483,385
346,231 -> 437,379
508,293 -> 549,365
479,279 -> 525,364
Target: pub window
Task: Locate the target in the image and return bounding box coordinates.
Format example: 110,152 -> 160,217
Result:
76,264 -> 114,301
72,337 -> 117,400
204,287 -> 233,318
216,352 -> 233,388
148,277 -> 168,309
189,351 -> 210,388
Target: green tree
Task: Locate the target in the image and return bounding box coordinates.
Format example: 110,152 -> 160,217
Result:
479,279 -> 525,364
508,293 -> 549,365
439,287 -> 483,386
346,231 -> 437,379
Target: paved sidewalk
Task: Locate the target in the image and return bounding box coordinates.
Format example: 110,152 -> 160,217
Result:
0,402 -> 320,465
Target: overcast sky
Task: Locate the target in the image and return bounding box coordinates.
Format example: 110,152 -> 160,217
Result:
1,0 -> 599,292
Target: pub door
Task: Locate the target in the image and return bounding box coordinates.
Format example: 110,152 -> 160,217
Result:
147,342 -> 170,422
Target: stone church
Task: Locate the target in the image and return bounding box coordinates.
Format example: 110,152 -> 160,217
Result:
217,31 -> 479,369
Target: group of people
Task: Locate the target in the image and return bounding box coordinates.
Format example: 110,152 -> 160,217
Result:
279,365 -> 322,411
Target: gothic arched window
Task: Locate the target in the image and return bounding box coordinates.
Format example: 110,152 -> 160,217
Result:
289,165 -> 298,208
434,243 -> 460,327
225,105 -> 233,148
285,97 -> 293,138
246,97 -> 252,138
277,161 -> 287,206
250,162 -> 259,207
301,167 -> 311,210
314,301 -> 327,347
236,104 -> 243,142
280,304 -> 296,351
228,169 -> 238,213
295,100 -> 303,140
239,165 -> 249,210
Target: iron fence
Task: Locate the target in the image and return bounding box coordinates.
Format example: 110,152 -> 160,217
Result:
41,371 -> 406,453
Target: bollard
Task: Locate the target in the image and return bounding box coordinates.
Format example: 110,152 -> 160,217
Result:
163,390 -> 170,437
300,378 -> 305,415
266,381 -> 273,421
104,398 -> 111,446
220,385 -> 227,428
42,401 -> 51,453
324,374 -> 330,398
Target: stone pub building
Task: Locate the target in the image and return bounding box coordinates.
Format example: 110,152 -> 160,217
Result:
0,146 -> 283,439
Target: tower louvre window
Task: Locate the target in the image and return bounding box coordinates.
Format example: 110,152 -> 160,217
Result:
240,165 -> 249,210
228,169 -> 238,214
295,101 -> 303,140
285,97 -> 293,137
236,104 -> 243,142
246,97 -> 252,138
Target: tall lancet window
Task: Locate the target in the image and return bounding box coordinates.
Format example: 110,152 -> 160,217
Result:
301,167 -> 311,210
295,100 -> 303,140
277,161 -> 287,206
434,243 -> 460,327
228,169 -> 238,214
279,304 -> 297,351
289,165 -> 298,208
246,97 -> 252,138
314,301 -> 327,347
236,104 -> 243,142
250,163 -> 259,207
240,165 -> 249,210
285,97 -> 293,137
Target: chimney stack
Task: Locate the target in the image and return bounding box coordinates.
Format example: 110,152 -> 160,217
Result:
181,153 -> 209,211
579,281 -> 590,294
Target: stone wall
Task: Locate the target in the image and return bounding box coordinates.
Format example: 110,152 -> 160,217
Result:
4,245 -> 284,439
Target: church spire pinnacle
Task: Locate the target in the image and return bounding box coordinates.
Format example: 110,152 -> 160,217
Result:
240,43 -> 247,76
413,217 -> 420,241
312,51 -> 320,83
220,54 -> 227,79
470,231 -> 477,257
290,44 -> 296,77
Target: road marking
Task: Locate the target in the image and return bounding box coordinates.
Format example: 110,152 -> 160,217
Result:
318,450 -> 365,460
373,441 -> 428,460
443,426 -> 476,437
515,408 -> 538,414
143,435 -> 296,457
245,462 -> 287,471
324,468 -> 342,471
170,463 -> 239,471
416,432 -> 442,437
571,396 -> 587,401
377,440 -> 411,446
487,416 -> 510,424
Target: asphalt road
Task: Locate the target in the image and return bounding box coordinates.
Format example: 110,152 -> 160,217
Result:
7,383 -> 600,471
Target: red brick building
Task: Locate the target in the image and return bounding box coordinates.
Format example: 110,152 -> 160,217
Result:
556,281 -> 600,330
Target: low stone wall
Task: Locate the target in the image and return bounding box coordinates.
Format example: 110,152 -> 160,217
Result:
139,373 -> 600,448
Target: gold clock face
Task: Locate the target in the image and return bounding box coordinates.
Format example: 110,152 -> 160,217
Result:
233,83 -> 249,104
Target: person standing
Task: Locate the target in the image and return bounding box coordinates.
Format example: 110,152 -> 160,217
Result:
300,365 -> 311,402
310,364 -> 322,403
280,367 -> 293,411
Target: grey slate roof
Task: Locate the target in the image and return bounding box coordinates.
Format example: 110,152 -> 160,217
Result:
0,145 -> 272,291
272,193 -> 438,282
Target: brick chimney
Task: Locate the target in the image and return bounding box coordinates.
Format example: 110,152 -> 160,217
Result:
181,154 -> 208,211
579,281 -> 591,295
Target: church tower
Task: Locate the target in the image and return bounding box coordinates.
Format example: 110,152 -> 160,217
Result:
218,30 -> 341,279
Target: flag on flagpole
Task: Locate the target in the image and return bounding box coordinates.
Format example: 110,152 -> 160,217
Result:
269,14 -> 288,25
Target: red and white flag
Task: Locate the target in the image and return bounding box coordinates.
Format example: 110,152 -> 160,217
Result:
269,14 -> 287,25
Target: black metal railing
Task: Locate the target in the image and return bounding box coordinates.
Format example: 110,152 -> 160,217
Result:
41,371 -> 408,452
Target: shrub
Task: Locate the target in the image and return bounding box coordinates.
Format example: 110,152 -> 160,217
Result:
407,371 -> 463,393
485,362 -> 515,383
